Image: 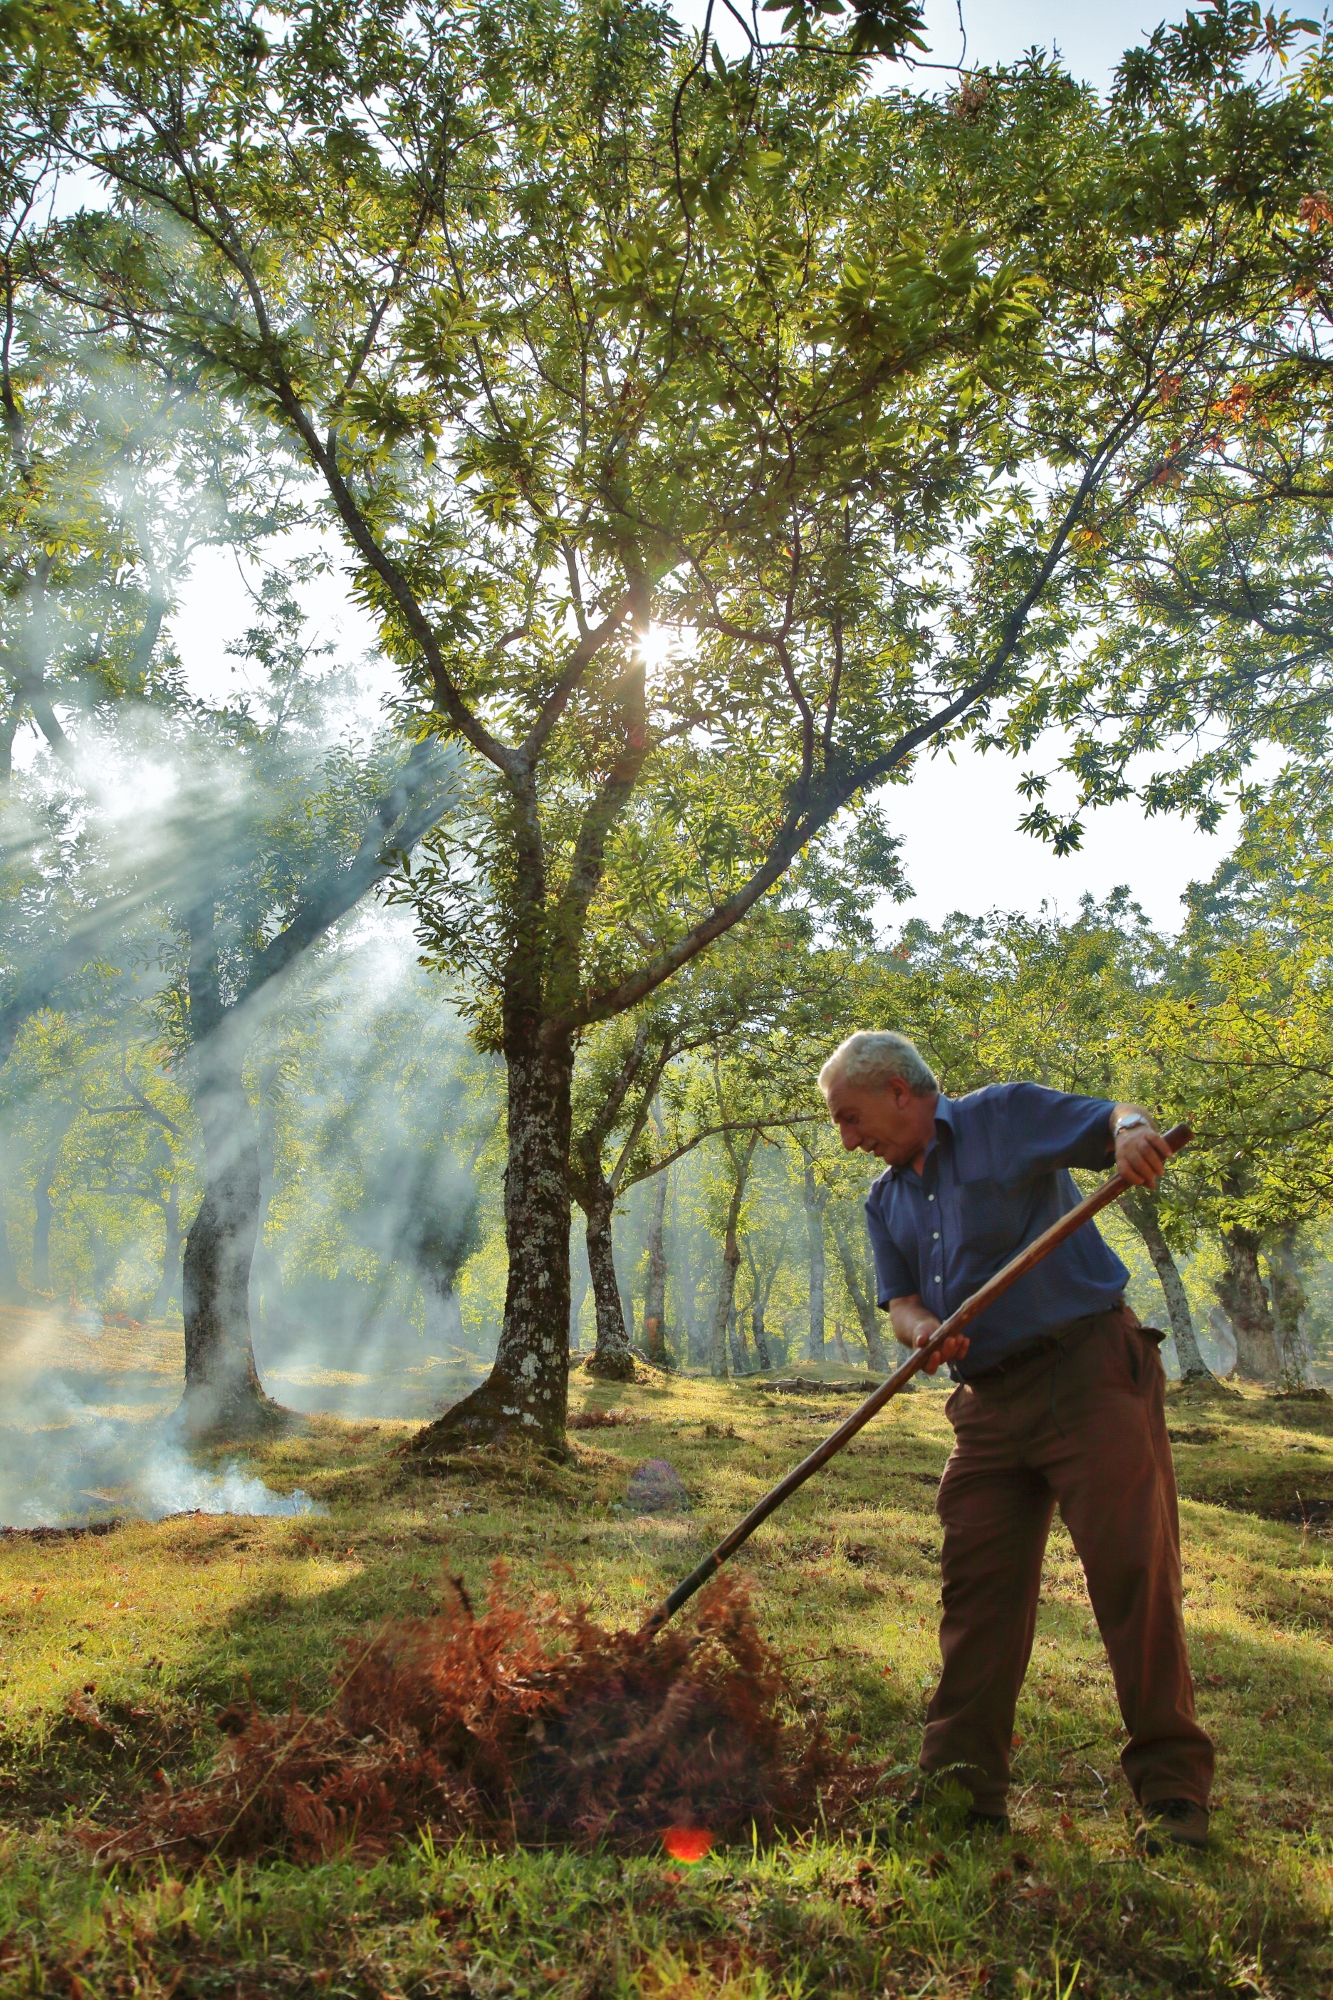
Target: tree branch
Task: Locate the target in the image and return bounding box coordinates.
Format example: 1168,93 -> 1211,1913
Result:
237,739 -> 456,1007
555,410 -> 1148,1036
620,1112 -> 818,1190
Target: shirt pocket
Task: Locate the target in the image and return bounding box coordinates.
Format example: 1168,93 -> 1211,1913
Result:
953,1177 -> 1017,1254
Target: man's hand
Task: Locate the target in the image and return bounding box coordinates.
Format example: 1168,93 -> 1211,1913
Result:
889,1295 -> 969,1375
914,1322 -> 970,1374
1114,1116 -> 1171,1190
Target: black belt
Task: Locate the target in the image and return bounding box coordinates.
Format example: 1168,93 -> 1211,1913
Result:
963,1300 -> 1125,1385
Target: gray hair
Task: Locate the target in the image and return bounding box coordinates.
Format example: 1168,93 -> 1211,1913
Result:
818,1030 -> 937,1098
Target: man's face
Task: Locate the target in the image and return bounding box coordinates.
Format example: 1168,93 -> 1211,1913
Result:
825,1076 -> 934,1166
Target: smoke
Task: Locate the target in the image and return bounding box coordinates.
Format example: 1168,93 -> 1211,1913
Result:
2,638 -> 490,1419
243,922 -> 496,1419
0,1368 -> 321,1530
0,291 -> 494,1437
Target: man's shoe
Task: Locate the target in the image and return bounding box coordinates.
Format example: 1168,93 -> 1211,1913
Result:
1136,1797 -> 1209,1856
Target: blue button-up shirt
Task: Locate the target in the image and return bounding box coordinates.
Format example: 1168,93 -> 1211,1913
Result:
864,1083 -> 1131,1379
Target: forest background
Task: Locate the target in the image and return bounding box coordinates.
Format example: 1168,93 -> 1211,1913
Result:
4,0 -> 1333,1454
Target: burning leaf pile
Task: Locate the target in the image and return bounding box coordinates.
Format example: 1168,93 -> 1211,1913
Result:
91,1567 -> 881,1868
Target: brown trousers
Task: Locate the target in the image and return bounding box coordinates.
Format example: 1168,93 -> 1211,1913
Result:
920,1305 -> 1214,1815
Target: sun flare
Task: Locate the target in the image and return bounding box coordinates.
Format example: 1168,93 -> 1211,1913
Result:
635,623 -> 677,673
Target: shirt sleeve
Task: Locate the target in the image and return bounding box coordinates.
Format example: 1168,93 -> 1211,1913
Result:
996,1082 -> 1116,1179
865,1189 -> 917,1306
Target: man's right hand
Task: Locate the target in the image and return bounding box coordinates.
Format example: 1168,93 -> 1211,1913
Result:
889,1295 -> 969,1375
913,1322 -> 970,1374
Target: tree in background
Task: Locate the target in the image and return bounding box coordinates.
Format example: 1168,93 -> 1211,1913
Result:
825,1181 -> 891,1372
559,878 -> 869,1383
81,1042 -> 193,1318
866,896 -> 1217,1376
640,1100 -> 671,1368
0,999 -> 196,1316
569,1017 -> 673,1382
742,1211 -> 789,1372
251,936 -> 495,1378
565,979 -> 772,1382
357,1144 -> 482,1354
707,1125 -> 766,1379
155,614 -> 456,1431
798,1144 -> 829,1366
0,137 -> 299,783
12,0 -> 1326,1446
1143,781 -> 1333,1387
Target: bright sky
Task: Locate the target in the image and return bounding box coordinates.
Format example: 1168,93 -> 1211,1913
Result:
680,0 -> 1166,83
881,0 -> 1163,85
164,0 -> 1241,937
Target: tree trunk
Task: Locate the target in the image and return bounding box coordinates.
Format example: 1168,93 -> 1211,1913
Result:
1267,1231 -> 1318,1390
743,1232 -> 783,1374
728,1299 -> 749,1375
569,1229 -> 589,1351
750,1295 -> 772,1370
1118,1189 -> 1212,1383
829,1209 -> 891,1373
411,1031 -> 574,1451
832,1320 -> 851,1366
249,1062 -> 280,1339
686,1291 -> 709,1367
585,1182 -> 636,1380
31,1139 -> 63,1293
179,899 -> 281,1434
29,1102 -> 76,1296
423,1271 -> 465,1350
150,1181 -> 183,1319
90,1227 -> 117,1302
0,1203 -> 21,1302
181,1044 -> 272,1431
709,1135 -> 757,1378
642,1164 -> 669,1367
710,1234 -> 740,1377
1207,1305 -> 1238,1376
1216,1228 -> 1282,1382
803,1160 -> 826,1364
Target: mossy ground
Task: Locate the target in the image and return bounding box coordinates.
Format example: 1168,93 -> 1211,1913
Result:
1,1363 -> 1330,1998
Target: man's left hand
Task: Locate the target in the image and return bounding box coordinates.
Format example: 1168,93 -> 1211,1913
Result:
1116,1122 -> 1171,1189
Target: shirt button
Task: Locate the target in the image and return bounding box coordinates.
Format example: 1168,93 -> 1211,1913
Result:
928,1193 -> 935,1202
933,1231 -> 940,1240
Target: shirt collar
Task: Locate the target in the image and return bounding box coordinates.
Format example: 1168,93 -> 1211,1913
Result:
886,1093 -> 954,1179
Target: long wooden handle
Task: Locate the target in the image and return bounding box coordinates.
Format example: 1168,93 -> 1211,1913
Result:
639,1122 -> 1191,1638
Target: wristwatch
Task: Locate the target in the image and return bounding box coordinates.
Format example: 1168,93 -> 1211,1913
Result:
1112,1112 -> 1149,1140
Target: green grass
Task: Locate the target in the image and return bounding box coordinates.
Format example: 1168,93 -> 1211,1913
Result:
0,1366 -> 1330,1998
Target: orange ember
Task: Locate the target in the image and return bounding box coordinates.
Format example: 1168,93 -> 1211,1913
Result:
663,1826 -> 714,1863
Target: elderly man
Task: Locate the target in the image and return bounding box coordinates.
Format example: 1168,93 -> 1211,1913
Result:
819,1030 -> 1214,1853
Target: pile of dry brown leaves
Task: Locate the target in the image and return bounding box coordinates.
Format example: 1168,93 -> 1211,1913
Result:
89,1568 -> 880,1869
